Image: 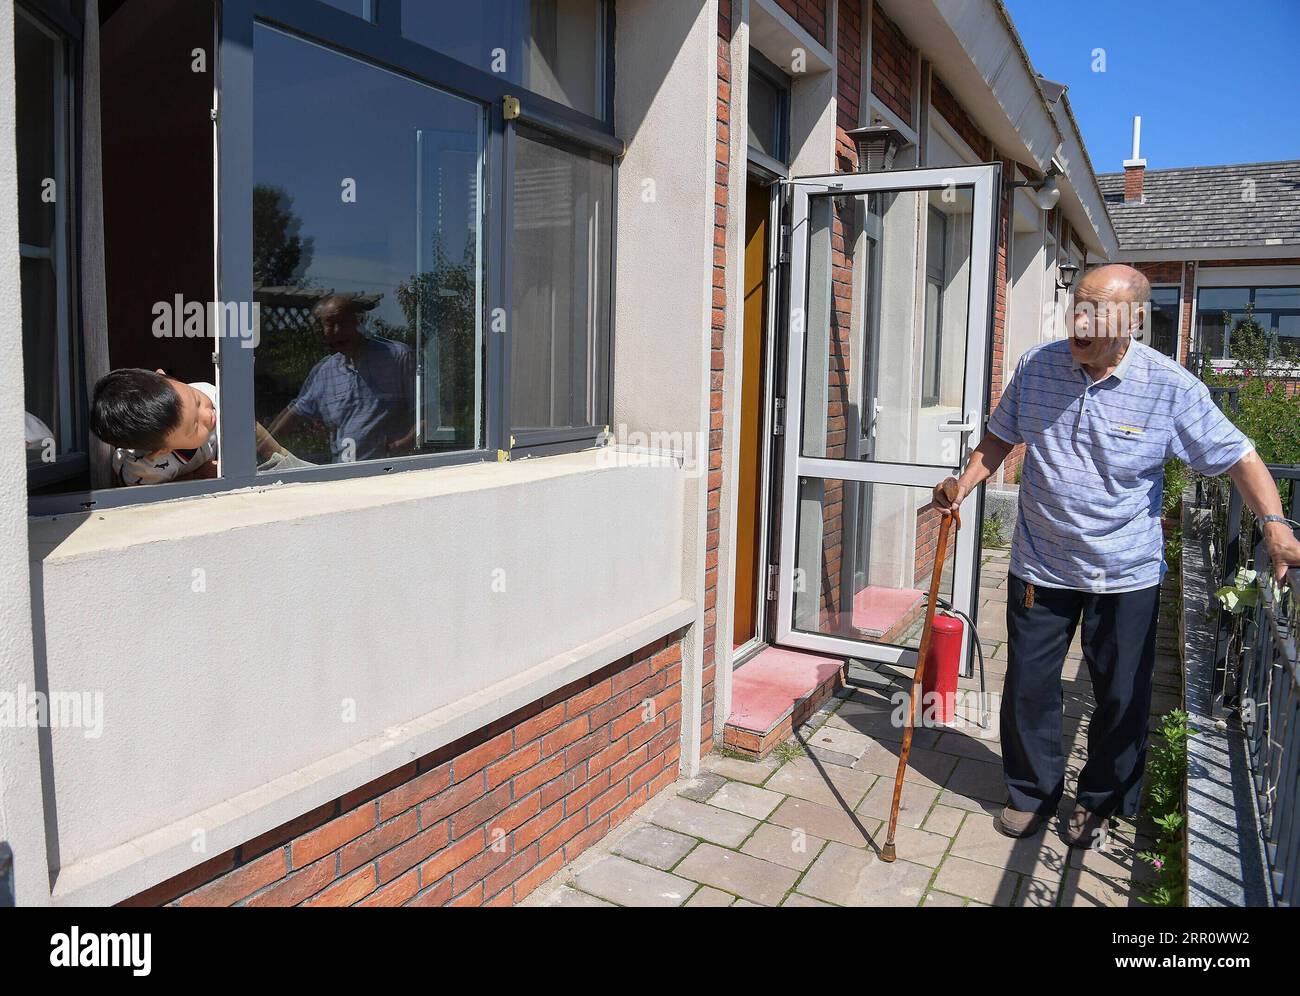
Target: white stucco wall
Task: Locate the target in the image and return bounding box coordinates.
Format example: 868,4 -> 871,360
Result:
612,0 -> 718,772
0,0 -> 54,907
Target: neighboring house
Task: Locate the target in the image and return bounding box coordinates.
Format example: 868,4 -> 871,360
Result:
1,0 -> 1113,907
1098,149 -> 1300,366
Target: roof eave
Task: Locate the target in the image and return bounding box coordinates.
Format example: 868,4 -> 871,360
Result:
877,0 -> 1116,257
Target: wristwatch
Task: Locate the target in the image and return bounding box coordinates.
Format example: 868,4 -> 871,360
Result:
1259,514 -> 1295,530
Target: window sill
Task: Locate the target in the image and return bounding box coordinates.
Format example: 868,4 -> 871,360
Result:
30,447 -> 653,561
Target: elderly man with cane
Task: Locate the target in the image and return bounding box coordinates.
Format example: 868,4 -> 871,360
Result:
934,263 -> 1300,844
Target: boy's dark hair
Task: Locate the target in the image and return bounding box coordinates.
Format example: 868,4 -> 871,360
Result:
90,368 -> 182,451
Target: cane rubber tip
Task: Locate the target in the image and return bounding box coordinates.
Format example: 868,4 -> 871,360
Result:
880,843 -> 897,863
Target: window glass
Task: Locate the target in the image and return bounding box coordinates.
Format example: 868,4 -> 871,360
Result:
510,126 -> 612,432
921,206 -> 947,406
1146,286 -> 1179,357
747,68 -> 781,159
252,25 -> 485,468
401,0 -> 604,118
17,6 -> 80,486
1196,286 -> 1300,359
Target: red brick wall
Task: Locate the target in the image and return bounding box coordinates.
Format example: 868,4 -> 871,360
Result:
931,74 -> 989,160
775,0 -> 829,47
1135,260 -> 1182,284
871,3 -> 914,127
122,631 -> 686,907
702,0 -> 738,755
836,0 -> 864,170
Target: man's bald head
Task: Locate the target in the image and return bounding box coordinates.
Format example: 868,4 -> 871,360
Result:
1069,263 -> 1150,371
1076,263 -> 1150,308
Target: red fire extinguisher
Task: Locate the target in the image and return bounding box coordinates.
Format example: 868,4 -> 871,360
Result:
921,612 -> 964,724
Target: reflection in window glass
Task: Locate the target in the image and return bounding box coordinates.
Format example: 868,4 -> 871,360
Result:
793,478 -> 955,651
1196,285 -> 1300,359
1145,286 -> 1179,357
401,0 -> 604,117
511,127 -> 612,432
252,25 -> 484,468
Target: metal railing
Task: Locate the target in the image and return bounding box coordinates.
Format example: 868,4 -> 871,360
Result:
1240,540 -> 1299,907
1202,463 -> 1300,907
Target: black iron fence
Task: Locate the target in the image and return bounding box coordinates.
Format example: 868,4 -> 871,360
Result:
1201,459 -> 1300,907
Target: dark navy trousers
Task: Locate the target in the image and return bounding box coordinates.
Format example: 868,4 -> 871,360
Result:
1001,572 -> 1162,819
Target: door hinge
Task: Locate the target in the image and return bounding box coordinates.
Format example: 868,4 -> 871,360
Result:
766,564 -> 780,601
773,396 -> 786,436
778,223 -> 791,264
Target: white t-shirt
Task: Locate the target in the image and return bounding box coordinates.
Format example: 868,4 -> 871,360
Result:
112,382 -> 218,486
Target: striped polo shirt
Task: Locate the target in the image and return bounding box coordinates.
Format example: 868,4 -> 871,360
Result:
987,337 -> 1252,593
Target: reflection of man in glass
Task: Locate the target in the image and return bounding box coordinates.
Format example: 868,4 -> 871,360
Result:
267,293 -> 415,462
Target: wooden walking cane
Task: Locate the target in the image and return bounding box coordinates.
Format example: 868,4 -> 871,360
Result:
880,506 -> 960,863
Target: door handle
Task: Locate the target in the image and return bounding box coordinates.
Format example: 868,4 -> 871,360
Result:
937,412 -> 977,433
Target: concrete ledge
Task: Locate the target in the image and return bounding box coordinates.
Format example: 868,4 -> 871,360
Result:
1180,493 -> 1271,907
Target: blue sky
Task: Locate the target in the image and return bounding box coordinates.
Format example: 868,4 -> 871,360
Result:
1004,0 -> 1300,173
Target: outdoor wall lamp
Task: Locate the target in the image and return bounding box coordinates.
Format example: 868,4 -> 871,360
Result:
1013,160 -> 1063,211
846,124 -> 908,172
1057,261 -> 1080,291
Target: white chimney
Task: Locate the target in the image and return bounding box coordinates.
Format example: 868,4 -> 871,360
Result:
1123,115 -> 1146,203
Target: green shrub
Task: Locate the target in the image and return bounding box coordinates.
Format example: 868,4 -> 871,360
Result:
1137,709 -> 1194,906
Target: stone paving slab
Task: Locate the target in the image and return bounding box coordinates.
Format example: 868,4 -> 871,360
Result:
769,795 -> 881,849
856,778 -> 938,829
707,780 -> 784,820
853,740 -> 958,790
675,842 -> 801,905
799,842 -> 932,906
684,885 -> 735,907
740,822 -> 825,871
805,725 -> 871,761
538,885 -> 615,907
613,825 -> 698,871
923,890 -> 967,906
761,755 -> 877,809
701,754 -> 780,785
573,856 -> 693,907
783,892 -> 833,907
949,813 -> 1070,879
649,796 -> 757,848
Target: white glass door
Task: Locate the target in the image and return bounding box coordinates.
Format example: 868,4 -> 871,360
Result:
775,164 -> 1001,666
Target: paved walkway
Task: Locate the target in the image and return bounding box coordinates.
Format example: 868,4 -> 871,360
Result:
526,547 -> 1183,907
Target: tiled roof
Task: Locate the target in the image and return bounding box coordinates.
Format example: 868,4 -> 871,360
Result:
1096,160 -> 1300,251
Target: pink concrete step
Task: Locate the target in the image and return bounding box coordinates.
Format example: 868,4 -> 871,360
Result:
851,584 -> 923,638
726,646 -> 844,736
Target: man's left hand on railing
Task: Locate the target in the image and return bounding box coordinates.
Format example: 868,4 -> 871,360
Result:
1262,520 -> 1300,585
1226,451 -> 1299,585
